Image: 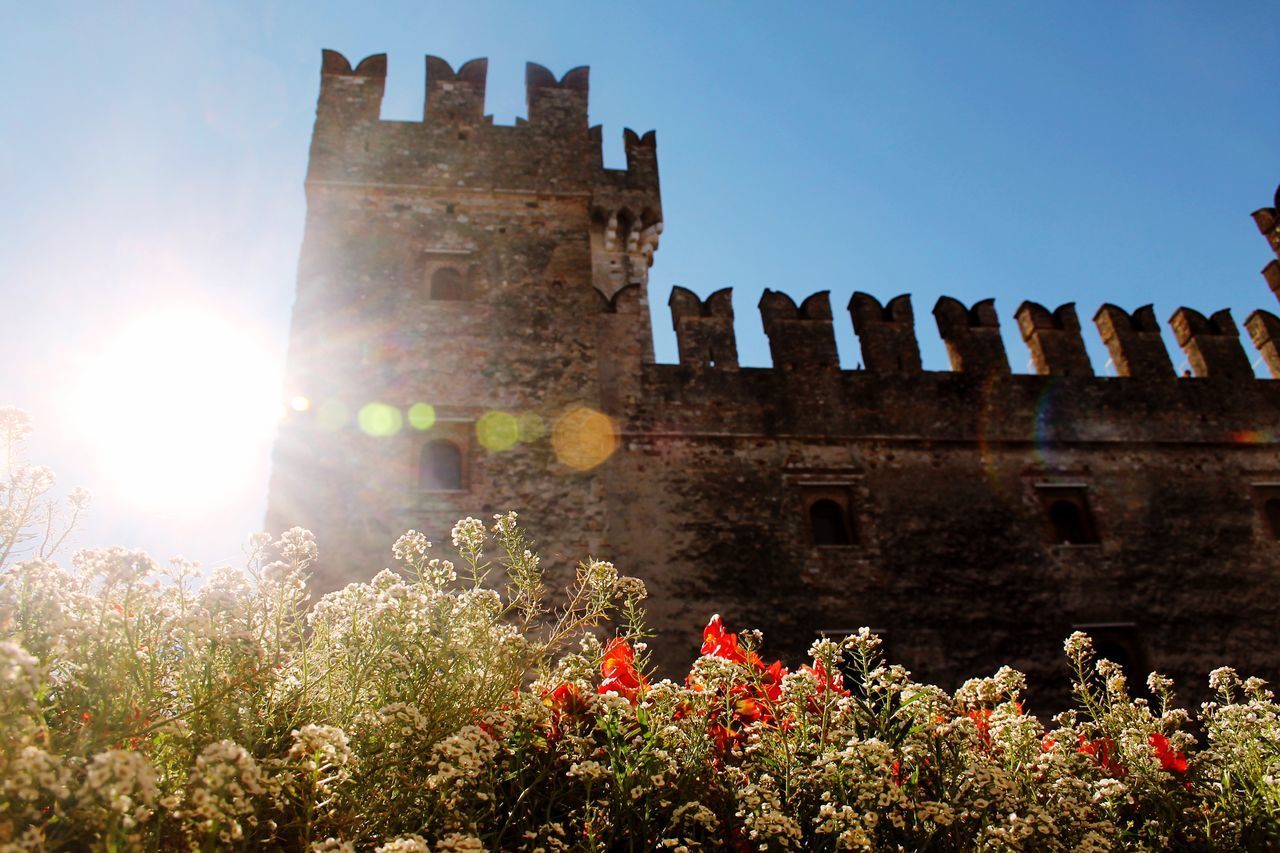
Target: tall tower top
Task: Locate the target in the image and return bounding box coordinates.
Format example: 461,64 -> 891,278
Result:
307,49 -> 660,213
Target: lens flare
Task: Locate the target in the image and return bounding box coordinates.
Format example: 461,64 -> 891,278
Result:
476,411 -> 519,451
289,395 -> 311,412
408,402 -> 437,431
517,411 -> 546,442
316,399 -> 349,431
358,403 -> 403,437
552,406 -> 618,471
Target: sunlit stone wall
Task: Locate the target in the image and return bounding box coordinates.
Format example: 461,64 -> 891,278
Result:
270,49 -> 1280,707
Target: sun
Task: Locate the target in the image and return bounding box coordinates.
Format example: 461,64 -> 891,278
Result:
63,303 -> 282,513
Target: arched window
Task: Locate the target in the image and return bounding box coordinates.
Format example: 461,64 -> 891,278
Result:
1265,498 -> 1280,540
1036,485 -> 1099,545
430,267 -> 470,301
420,440 -> 462,491
1048,500 -> 1089,544
809,499 -> 852,546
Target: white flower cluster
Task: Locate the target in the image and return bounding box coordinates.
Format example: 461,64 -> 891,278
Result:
392,529 -> 432,565
289,724 -> 353,772
276,526 -> 319,568
584,559 -> 618,592
185,739 -> 273,843
427,725 -> 501,802
76,749 -> 158,829
2,746 -> 70,825
450,517 -> 486,553
72,545 -> 156,588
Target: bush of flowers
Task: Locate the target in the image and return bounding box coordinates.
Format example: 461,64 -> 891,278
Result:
3,407 -> 1280,851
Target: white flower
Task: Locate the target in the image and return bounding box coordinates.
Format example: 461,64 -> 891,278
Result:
1209,666 -> 1239,693
375,835 -> 430,853
72,546 -> 156,587
1064,631 -> 1092,658
276,527 -> 318,567
77,749 -> 158,825
585,559 -> 618,591
436,832 -> 487,851
451,517 -> 486,552
491,511 -> 518,537
289,724 -> 352,769
392,529 -> 432,564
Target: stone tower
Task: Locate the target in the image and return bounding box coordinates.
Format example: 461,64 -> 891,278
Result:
272,49 -> 1280,704
268,51 -> 662,591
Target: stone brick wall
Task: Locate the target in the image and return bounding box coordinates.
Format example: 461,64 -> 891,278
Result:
269,49 -> 1280,707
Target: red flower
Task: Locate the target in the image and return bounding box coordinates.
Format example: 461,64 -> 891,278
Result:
967,708 -> 993,747
702,614 -> 756,665
541,682 -> 588,741
800,659 -> 850,700
1041,735 -> 1057,752
543,682 -> 586,713
1148,732 -> 1188,774
599,637 -> 646,703
1078,733 -> 1126,778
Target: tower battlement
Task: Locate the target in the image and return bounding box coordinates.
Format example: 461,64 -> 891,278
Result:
309,50 -> 660,211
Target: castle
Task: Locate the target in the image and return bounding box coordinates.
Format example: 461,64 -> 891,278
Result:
268,50 -> 1280,703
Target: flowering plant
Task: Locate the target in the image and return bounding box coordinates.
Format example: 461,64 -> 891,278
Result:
3,413 -> 1280,850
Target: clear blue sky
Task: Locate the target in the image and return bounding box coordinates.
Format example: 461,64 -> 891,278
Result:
2,2 -> 1277,567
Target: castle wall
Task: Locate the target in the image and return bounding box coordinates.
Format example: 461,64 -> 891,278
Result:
271,50 -> 1280,707
611,364 -> 1280,704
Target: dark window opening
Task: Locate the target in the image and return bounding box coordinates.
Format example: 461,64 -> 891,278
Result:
420,440 -> 462,491
1265,498 -> 1280,540
1037,486 -> 1099,545
810,499 -> 852,546
1048,500 -> 1090,544
430,267 -> 470,301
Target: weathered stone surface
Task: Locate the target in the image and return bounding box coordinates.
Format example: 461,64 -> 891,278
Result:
270,50 -> 1280,708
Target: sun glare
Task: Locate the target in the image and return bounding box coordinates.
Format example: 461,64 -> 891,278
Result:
63,304 -> 282,513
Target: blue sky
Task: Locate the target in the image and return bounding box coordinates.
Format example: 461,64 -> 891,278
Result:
2,2 -> 1277,567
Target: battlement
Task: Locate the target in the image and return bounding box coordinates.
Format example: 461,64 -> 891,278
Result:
662,288 -> 1276,386
308,50 -> 660,207
1254,184 -> 1280,302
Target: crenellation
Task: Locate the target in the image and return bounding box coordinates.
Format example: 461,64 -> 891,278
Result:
623,129 -> 659,189
1015,301 -> 1093,377
525,63 -> 590,131
848,292 -> 921,375
1170,307 -> 1254,379
1263,260 -> 1280,304
759,290 -> 839,372
1253,184 -> 1279,262
316,50 -> 387,126
424,56 -> 488,125
670,286 -> 738,370
1245,309 -> 1280,378
1093,304 -> 1175,378
933,297 -> 1009,376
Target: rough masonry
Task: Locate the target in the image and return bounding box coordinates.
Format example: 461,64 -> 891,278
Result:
268,50 -> 1280,706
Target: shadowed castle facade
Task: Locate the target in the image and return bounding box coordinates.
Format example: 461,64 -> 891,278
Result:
268,50 -> 1280,702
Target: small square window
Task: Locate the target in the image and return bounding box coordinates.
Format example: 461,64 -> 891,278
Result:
1250,484 -> 1280,540
1036,484 -> 1099,545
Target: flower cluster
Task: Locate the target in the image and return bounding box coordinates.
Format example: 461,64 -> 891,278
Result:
4,489 -> 1280,848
